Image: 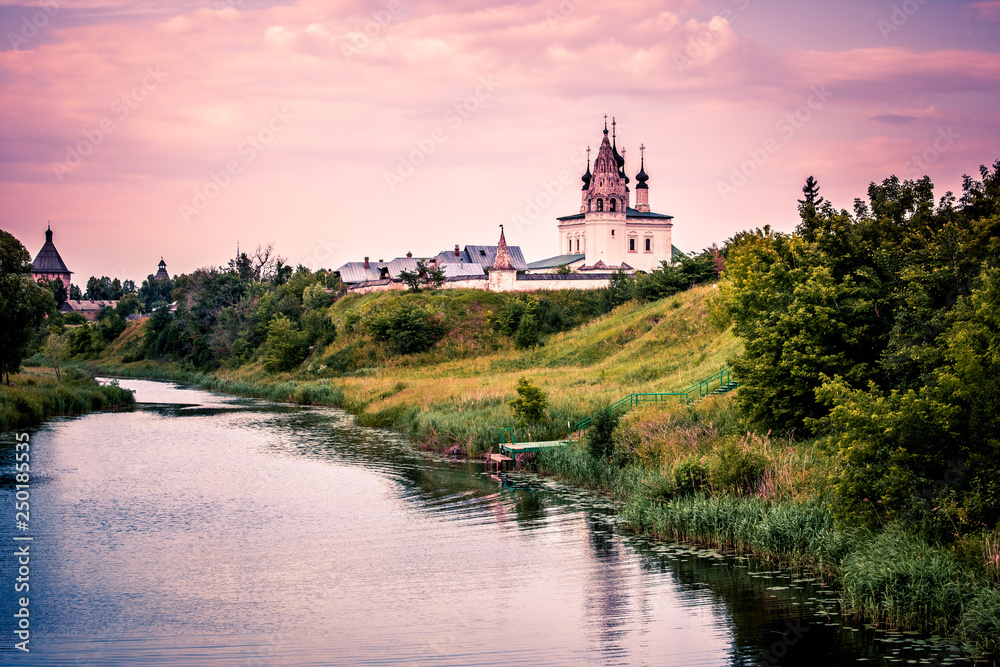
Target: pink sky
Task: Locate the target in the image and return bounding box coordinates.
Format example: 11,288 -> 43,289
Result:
2,0 -> 999,285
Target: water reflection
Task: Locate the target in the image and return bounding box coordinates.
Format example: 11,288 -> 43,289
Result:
0,379 -> 973,666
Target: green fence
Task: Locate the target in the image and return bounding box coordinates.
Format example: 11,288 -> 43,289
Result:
572,366 -> 736,437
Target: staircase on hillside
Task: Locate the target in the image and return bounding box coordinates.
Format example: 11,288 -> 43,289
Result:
572,366 -> 738,437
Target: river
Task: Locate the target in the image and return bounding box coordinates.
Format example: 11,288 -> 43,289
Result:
0,379 -> 970,666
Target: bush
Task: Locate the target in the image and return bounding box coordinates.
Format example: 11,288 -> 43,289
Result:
710,436 -> 768,496
672,455 -> 710,496
367,304 -> 443,355
262,315 -> 308,372
508,376 -> 548,425
513,313 -> 539,349
587,408 -> 620,461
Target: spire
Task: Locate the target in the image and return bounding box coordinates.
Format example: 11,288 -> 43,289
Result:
611,116 -> 625,169
492,224 -> 514,271
603,114 -> 609,136
636,143 -> 649,189
581,146 -> 592,190
45,222 -> 53,244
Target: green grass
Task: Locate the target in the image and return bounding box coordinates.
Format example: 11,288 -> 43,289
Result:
0,368 -> 136,431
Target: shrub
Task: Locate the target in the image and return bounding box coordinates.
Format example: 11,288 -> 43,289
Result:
587,408 -> 620,461
508,376 -> 548,425
513,312 -> 539,349
672,455 -> 710,496
262,315 -> 308,372
709,435 -> 768,496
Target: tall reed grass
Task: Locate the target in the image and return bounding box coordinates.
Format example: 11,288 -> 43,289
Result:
0,370 -> 136,430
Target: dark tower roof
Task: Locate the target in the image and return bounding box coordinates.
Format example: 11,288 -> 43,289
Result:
581,147 -> 592,190
154,257 -> 170,280
31,224 -> 72,275
636,145 -> 649,189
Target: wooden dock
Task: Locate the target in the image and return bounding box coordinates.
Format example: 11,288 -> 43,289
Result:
499,440 -> 571,455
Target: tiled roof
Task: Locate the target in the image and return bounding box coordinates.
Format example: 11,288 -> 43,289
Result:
526,254 -> 586,270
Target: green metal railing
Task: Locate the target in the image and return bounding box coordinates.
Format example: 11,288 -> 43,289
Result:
572,366 -> 737,437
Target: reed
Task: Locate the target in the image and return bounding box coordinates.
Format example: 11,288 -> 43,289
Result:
839,527 -> 973,633
0,369 -> 136,430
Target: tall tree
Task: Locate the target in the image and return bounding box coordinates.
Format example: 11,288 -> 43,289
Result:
795,175 -> 826,241
0,230 -> 54,383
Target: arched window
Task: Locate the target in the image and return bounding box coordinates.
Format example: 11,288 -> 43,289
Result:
575,238 -> 580,252
568,238 -> 573,253
597,198 -> 604,212
610,198 -> 617,212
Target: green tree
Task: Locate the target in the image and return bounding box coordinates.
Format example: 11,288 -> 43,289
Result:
587,408 -> 620,461
0,230 -> 54,383
514,312 -> 539,349
39,277 -> 68,308
43,329 -> 68,381
261,314 -> 308,372
508,377 -> 548,425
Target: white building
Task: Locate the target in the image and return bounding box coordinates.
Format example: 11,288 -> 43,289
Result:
554,118 -> 674,273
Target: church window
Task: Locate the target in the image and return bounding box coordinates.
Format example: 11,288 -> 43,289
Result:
611,229 -> 615,237
645,238 -> 652,252
597,198 -> 604,212
610,198 -> 617,212
629,238 -> 635,251
575,239 -> 580,252
568,239 -> 573,253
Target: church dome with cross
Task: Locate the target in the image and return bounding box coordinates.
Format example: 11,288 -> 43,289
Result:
555,117 -> 674,273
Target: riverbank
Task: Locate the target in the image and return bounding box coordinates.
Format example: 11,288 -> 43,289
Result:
0,367 -> 136,431
82,365 -> 1000,658
83,286 -> 998,658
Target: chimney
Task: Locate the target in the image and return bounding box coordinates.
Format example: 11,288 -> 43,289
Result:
406,251 -> 412,258
364,256 -> 369,269
454,244 -> 460,258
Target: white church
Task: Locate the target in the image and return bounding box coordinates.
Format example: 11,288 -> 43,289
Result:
338,118 -> 679,293
547,117 -> 675,273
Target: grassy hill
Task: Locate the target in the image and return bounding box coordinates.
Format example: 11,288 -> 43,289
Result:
98,284 -> 740,452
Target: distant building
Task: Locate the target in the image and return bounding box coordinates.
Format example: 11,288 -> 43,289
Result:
60,300 -> 118,321
550,118 -> 675,273
154,258 -> 170,281
336,244 -> 529,286
31,224 -> 72,290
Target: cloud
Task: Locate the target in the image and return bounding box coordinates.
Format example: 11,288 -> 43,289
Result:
968,1 -> 1000,20
871,114 -> 917,125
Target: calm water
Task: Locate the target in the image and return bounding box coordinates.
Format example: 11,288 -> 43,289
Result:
0,379 -> 971,666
